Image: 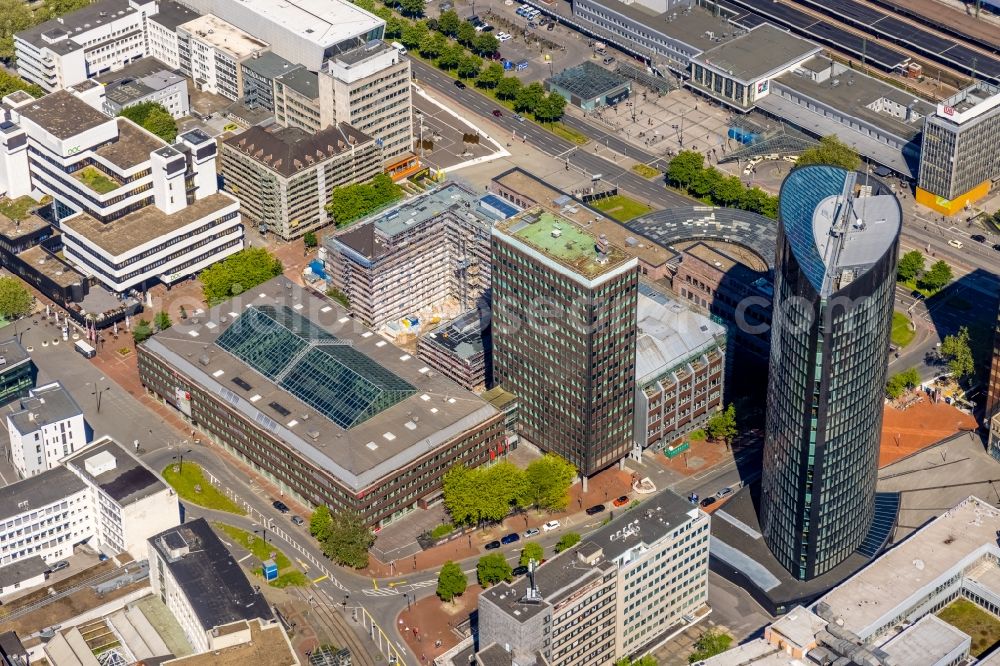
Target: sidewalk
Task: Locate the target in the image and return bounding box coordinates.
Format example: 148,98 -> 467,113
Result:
396,584 -> 483,664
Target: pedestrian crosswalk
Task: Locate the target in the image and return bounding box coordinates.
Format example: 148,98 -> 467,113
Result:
361,579 -> 436,597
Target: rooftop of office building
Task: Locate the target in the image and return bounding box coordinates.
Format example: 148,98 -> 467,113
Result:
934,80 -> 1000,124
98,58 -> 187,107
6,382 -> 82,434
140,276 -> 499,491
779,166 -> 900,296
242,51 -> 302,79
178,15 -> 269,58
0,467 -> 86,521
17,246 -> 84,288
149,518 -> 273,631
0,210 -> 48,241
63,437 -> 168,506
15,0 -> 143,49
0,338 -> 31,370
331,183 -> 496,260
223,123 -> 373,177
772,56 -> 934,141
635,284 -> 726,386
148,0 -> 202,30
494,208 -> 634,280
694,24 -> 821,82
421,310 -> 488,360
16,90 -> 110,140
160,620 -> 298,666
274,67 -> 319,99
61,192 -> 237,257
582,0 -> 744,56
332,38 -> 396,66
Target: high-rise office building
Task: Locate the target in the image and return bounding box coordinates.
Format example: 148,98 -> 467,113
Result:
987,304 -> 1000,422
760,166 -> 901,581
492,209 -> 638,478
917,82 -> 1000,215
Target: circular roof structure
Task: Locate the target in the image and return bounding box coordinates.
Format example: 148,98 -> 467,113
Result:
625,206 -> 778,270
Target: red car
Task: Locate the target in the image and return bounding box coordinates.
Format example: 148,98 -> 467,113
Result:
612,495 -> 629,507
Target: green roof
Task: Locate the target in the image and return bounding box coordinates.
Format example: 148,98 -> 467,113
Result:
500,209 -> 631,279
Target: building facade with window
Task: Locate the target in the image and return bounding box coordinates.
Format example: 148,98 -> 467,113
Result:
492,209 -> 638,478
6,382 -> 87,479
3,86 -> 243,293
220,123 -> 381,240
760,166 -> 900,581
176,15 -> 270,101
0,339 -> 34,409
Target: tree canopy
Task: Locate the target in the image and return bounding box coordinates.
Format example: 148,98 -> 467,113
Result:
665,151 -> 778,218
318,509 -> 375,569
886,367 -> 921,399
940,327 -> 974,382
436,560 -> 467,602
706,404 -> 738,449
616,657 -> 658,666
199,247 -> 284,304
523,454 -> 576,511
897,250 -> 925,282
325,174 -> 403,227
477,553 -> 513,587
132,319 -> 153,344
796,135 -> 861,171
154,311 -> 172,331
689,631 -> 733,663
118,102 -> 178,142
554,533 -> 581,553
917,259 -> 953,292
519,542 -> 544,567
0,277 -> 33,320
0,70 -> 44,100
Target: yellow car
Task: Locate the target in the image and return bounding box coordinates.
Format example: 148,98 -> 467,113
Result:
223,123 -> 238,132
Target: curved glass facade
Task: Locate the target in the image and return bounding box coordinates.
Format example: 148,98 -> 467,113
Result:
760,166 -> 901,580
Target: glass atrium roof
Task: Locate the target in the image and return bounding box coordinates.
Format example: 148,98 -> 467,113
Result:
217,305 -> 416,429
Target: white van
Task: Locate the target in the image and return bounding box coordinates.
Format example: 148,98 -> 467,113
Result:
390,41 -> 407,56
75,340 -> 96,358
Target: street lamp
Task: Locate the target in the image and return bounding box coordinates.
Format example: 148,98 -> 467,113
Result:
172,448 -> 192,471
87,378 -> 111,414
254,527 -> 268,546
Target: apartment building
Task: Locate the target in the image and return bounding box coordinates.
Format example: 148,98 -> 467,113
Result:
323,183 -> 497,329
634,285 -> 726,452
146,0 -> 202,70
6,382 -> 87,479
476,490 -> 711,665
3,85 -> 244,294
319,40 -> 413,162
220,123 -> 381,240
274,68 -> 322,132
148,519 -> 274,654
98,57 -> 190,119
176,15 -> 269,101
0,436 -> 179,569
14,0 -> 157,93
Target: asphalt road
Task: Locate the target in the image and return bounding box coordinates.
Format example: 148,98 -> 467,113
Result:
410,58 -> 692,207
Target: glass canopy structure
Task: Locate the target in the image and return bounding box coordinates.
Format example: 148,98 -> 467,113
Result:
217,305 -> 416,429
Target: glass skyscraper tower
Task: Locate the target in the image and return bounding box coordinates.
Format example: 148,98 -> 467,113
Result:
760,165 -> 901,581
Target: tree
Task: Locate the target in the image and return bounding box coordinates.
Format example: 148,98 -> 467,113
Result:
199,247 -> 284,304
457,54 -> 483,79
154,311 -> 172,331
886,367 -> 921,399
689,167 -> 723,199
796,135 -> 861,171
689,630 -> 733,663
118,102 -> 178,142
524,454 -> 576,511
554,533 -> 581,553
918,259 -> 953,292
385,15 -> 405,38
714,176 -> 745,207
666,151 -> 704,188
436,561 -> 467,602
398,0 -> 425,17
309,505 -> 332,541
496,76 -> 522,100
616,657 -> 658,666
514,82 -> 545,113
476,62 -> 504,89
326,286 -> 350,308
0,70 -> 44,100
401,21 -> 429,49
325,174 -> 403,227
437,10 -> 460,35
0,1 -> 36,61
519,542 -> 544,567
437,43 -> 465,70
443,465 -> 479,526
897,250 -> 925,282
739,186 -> 774,217
419,32 -> 447,59
535,93 -> 567,123
443,462 -> 528,525
0,277 -> 32,320
457,21 -> 477,46
303,231 -> 318,248
940,327 -> 974,382
473,32 -> 498,56
321,510 -> 375,569
132,319 -> 153,344
706,404 -> 738,450
477,553 -> 513,587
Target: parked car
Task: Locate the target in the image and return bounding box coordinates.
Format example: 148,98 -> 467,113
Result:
485,540 -> 502,550
498,32 -> 512,42
512,565 -> 529,576
948,239 -> 964,249
715,487 -> 734,500
700,497 -> 716,508
272,500 -> 290,513
547,21 -> 555,30
290,515 -> 305,526
993,243 -> 1000,252
49,560 -> 70,573
492,109 -> 503,117
612,495 -> 629,507
454,79 -> 467,89
501,532 -> 520,544
585,504 -> 606,515
514,113 -> 525,122
542,520 -> 561,532
971,234 -> 987,243
523,527 -> 540,538
910,290 -> 925,299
